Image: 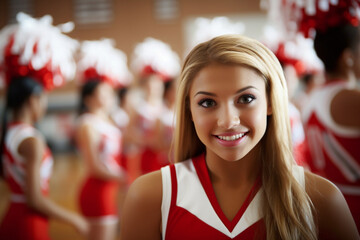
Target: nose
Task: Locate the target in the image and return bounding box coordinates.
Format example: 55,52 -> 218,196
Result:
217,103 -> 240,129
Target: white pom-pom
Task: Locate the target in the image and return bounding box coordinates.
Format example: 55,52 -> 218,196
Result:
188,16 -> 245,52
77,38 -> 132,86
131,38 -> 180,79
0,12 -> 79,88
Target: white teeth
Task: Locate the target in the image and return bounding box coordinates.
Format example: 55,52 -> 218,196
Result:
217,133 -> 245,141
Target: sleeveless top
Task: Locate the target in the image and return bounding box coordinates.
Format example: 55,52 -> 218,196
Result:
302,81 -> 360,195
161,154 -> 305,239
2,123 -> 53,203
77,113 -> 123,175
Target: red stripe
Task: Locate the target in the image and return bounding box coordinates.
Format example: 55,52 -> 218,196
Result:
169,164 -> 177,208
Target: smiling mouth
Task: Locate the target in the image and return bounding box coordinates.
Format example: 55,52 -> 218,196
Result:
216,132 -> 247,141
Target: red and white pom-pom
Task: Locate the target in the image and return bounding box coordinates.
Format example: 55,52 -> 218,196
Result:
261,0 -> 360,38
186,16 -> 245,53
0,12 -> 78,90
131,38 -> 180,82
77,38 -> 132,88
262,25 -> 323,75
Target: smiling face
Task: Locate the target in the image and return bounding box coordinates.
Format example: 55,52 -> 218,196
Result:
189,63 -> 271,162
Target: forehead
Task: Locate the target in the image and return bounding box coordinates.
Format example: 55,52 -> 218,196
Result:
189,63 -> 265,95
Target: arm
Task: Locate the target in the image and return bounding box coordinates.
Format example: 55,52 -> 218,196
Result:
305,171 -> 360,239
76,122 -> 123,181
120,170 -> 162,240
19,137 -> 89,236
331,88 -> 360,128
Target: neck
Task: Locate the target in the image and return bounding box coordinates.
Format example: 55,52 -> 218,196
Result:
205,146 -> 261,188
326,70 -> 356,85
12,108 -> 34,125
88,108 -> 109,120
146,93 -> 163,106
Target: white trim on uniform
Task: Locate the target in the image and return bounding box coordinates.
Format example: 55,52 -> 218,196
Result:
161,166 -> 172,239
86,215 -> 118,225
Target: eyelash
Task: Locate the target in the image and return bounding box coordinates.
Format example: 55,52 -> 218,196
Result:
197,94 -> 256,108
198,99 -> 216,108
238,94 -> 256,104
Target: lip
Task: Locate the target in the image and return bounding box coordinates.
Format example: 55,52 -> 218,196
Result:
213,131 -> 248,147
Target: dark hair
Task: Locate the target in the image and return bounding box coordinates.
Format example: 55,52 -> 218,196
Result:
0,76 -> 44,177
117,87 -> 128,104
314,24 -> 360,73
163,78 -> 174,99
78,78 -> 102,115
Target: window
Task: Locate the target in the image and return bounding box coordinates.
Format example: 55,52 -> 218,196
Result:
154,0 -> 178,21
74,0 -> 113,25
7,0 -> 34,23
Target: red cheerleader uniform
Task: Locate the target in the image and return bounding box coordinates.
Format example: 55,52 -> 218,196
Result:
302,81 -> 360,230
77,113 -> 125,224
0,123 -> 53,240
160,154 -> 306,239
135,100 -> 169,174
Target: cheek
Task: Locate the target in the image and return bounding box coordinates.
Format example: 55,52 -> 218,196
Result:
242,105 -> 268,132
190,107 -> 213,138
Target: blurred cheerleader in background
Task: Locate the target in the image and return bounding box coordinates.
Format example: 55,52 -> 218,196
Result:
0,13 -> 88,239
75,39 -> 131,240
125,38 -> 180,180
263,0 -> 360,232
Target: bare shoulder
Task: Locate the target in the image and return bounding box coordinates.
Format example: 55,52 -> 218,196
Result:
305,171 -> 359,239
120,170 -> 163,240
18,136 -> 45,162
75,121 -> 96,144
331,88 -> 360,128
126,169 -> 163,205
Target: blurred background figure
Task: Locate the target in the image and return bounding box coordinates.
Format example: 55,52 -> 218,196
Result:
125,37 -> 180,180
75,38 -> 131,240
0,13 -> 88,239
263,0 -> 360,231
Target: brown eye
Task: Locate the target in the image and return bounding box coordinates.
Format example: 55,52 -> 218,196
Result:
238,94 -> 255,104
198,99 -> 216,108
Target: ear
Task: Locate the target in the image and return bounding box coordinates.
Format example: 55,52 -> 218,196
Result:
340,48 -> 354,69
27,95 -> 38,108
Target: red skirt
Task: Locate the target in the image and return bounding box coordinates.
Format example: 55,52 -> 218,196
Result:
0,202 -> 50,240
79,177 -> 119,218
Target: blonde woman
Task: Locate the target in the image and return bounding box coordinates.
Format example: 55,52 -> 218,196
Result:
120,35 -> 359,239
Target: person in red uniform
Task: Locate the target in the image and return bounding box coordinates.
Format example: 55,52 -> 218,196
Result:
126,38 -> 180,179
75,39 -> 130,240
302,17 -> 360,232
120,35 -> 359,239
0,13 -> 88,240
263,0 -> 360,231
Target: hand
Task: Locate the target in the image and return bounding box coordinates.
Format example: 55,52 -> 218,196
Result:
72,215 -> 90,237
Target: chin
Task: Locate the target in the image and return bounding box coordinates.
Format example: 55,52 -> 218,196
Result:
215,151 -> 248,162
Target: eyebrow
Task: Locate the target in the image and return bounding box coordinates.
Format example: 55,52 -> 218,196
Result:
194,86 -> 257,97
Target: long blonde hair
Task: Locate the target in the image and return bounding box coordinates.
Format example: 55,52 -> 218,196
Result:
173,35 -> 317,239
